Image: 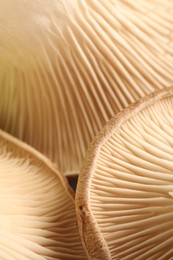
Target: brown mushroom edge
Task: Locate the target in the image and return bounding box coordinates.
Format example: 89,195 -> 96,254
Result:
75,86 -> 173,259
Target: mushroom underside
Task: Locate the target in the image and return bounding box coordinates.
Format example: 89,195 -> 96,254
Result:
0,130 -> 86,259
76,88 -> 173,259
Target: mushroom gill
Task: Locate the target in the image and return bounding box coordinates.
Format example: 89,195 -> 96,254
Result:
0,130 -> 86,259
76,87 -> 173,259
0,0 -> 173,175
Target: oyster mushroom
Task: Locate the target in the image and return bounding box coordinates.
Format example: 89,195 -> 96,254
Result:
76,87 -> 173,259
0,0 -> 173,175
0,130 -> 86,259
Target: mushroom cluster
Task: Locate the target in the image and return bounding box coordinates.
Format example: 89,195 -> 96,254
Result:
0,0 -> 173,176
0,0 -> 173,259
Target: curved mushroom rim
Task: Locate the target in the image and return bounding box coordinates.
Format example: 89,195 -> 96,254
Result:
0,129 -> 75,201
75,85 -> 173,259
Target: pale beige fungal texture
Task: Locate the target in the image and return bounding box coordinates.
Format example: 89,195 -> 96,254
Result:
76,88 -> 173,259
0,130 -> 86,259
0,1 -> 173,175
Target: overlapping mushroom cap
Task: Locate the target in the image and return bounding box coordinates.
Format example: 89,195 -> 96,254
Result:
0,0 -> 173,175
76,87 -> 173,259
0,130 -> 86,259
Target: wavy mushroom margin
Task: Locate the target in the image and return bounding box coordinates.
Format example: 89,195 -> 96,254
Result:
75,86 -> 173,259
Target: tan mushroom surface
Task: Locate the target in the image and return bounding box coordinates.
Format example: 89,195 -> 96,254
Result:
76,87 -> 173,260
0,130 -> 86,259
0,0 -> 173,175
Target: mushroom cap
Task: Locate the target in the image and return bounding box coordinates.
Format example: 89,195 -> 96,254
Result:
76,86 -> 173,259
0,130 -> 86,259
0,0 -> 173,175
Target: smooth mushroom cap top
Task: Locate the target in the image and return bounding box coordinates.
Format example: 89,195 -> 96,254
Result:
0,0 -> 173,175
0,130 -> 86,259
76,87 -> 173,259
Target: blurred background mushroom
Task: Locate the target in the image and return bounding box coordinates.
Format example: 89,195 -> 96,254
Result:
76,87 -> 173,259
0,130 -> 86,259
0,0 -> 173,176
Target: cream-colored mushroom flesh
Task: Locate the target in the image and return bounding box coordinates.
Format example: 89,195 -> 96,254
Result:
0,1 -> 173,175
0,130 -> 86,259
76,87 -> 173,260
